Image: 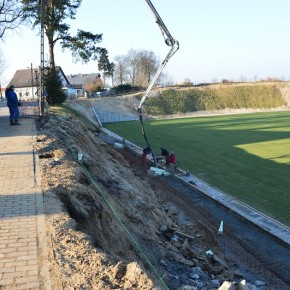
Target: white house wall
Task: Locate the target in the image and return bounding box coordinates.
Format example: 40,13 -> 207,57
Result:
15,86 -> 39,101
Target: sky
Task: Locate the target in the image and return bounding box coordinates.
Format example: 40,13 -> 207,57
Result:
1,0 -> 290,86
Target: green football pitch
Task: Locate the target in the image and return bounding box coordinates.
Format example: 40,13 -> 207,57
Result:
105,111 -> 290,226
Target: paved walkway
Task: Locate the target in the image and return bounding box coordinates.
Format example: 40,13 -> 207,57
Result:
0,104 -> 50,289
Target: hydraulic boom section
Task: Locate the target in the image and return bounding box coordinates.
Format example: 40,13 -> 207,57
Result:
138,0 -> 179,165
138,0 -> 179,110
144,0 -> 177,47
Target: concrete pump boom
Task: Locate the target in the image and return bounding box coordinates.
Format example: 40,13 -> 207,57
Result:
138,0 -> 179,110
138,0 -> 179,166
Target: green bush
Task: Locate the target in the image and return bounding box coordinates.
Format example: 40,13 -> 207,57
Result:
143,84 -> 285,115
114,84 -> 132,94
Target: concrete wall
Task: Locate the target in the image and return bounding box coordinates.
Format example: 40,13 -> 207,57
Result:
93,108 -> 138,123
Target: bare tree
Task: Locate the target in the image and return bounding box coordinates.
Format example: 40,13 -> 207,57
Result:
0,48 -> 6,77
137,50 -> 159,87
0,0 -> 24,39
114,49 -> 161,87
182,78 -> 192,86
113,49 -> 175,87
113,55 -> 129,85
125,49 -> 140,86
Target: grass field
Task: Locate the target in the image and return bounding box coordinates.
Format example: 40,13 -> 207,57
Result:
105,111 -> 290,226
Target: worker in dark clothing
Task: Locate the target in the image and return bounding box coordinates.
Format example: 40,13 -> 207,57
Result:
160,147 -> 170,165
5,85 -> 20,125
141,147 -> 151,166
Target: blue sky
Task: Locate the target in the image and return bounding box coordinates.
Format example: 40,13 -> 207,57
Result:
1,0 -> 290,86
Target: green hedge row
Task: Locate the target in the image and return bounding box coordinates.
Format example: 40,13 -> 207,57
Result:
142,85 -> 285,115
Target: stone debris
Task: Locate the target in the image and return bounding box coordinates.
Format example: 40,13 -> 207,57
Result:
218,279 -> 257,290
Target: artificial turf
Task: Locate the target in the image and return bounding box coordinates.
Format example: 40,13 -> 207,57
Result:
105,111 -> 290,226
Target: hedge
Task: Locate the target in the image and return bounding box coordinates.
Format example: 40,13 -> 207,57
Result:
143,85 -> 285,115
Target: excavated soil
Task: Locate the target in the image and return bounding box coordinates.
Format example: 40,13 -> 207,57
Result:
35,106 -> 290,289
37,114 -> 223,289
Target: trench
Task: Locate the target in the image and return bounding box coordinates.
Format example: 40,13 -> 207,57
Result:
121,148 -> 290,288
54,145 -> 290,289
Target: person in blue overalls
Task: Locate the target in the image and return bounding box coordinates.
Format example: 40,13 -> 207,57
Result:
5,85 -> 20,125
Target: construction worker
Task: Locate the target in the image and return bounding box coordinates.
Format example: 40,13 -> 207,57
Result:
160,147 -> 170,165
141,147 -> 151,166
169,151 -> 176,165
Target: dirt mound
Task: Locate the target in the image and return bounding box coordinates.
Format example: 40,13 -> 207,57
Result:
36,113 -> 272,289
69,94 -> 140,115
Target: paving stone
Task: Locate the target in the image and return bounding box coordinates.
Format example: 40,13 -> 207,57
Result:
0,105 -> 51,289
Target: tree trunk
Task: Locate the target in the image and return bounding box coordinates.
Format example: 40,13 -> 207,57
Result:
48,37 -> 55,70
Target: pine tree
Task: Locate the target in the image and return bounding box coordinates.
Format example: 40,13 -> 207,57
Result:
22,0 -> 105,70
98,49 -> 115,87
45,69 -> 66,105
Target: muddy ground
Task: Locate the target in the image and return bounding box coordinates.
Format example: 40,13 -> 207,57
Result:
35,105 -> 290,289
